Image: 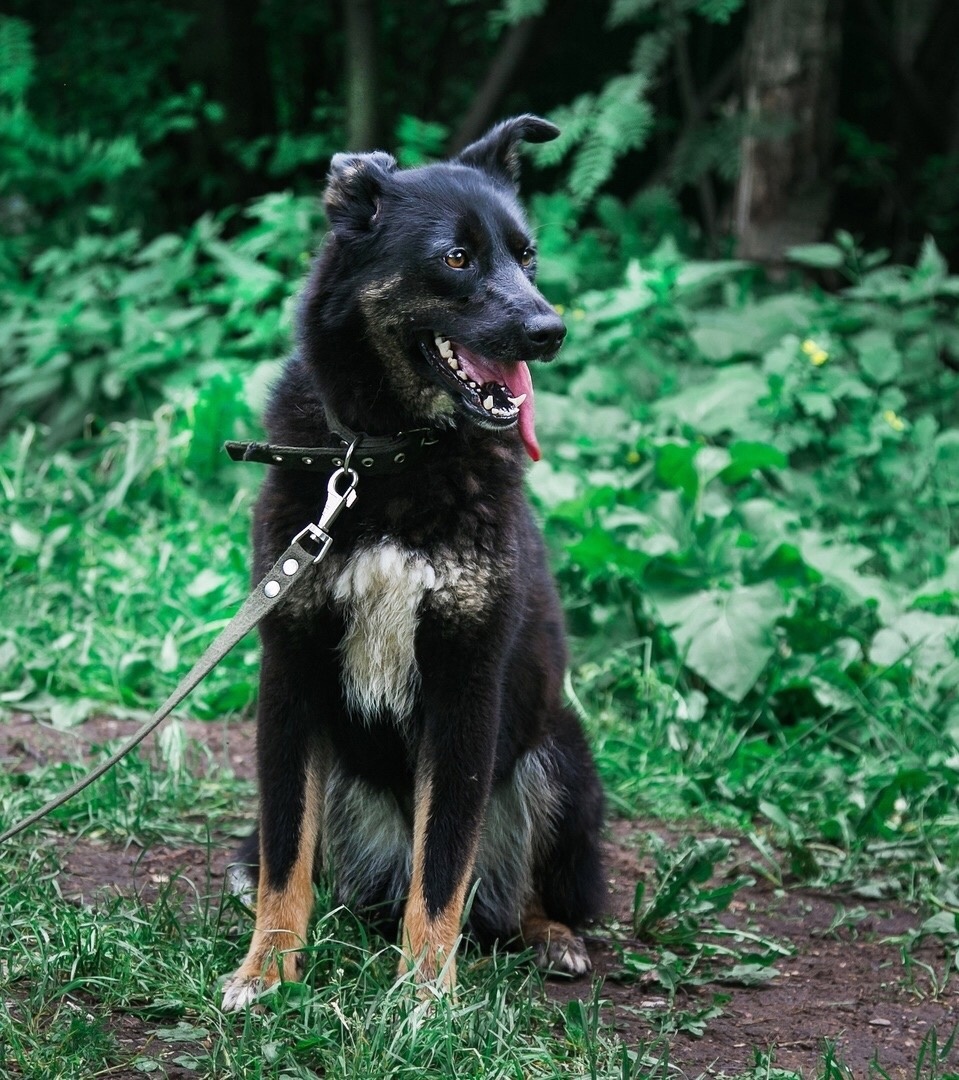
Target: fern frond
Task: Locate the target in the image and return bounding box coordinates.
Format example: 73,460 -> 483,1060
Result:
695,0 -> 745,25
630,28 -> 672,78
596,74 -> 654,158
607,0 -> 658,28
528,96 -> 594,167
567,75 -> 653,204
490,0 -> 548,28
667,115 -> 745,187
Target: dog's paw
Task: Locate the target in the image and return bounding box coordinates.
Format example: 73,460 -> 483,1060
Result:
221,971 -> 276,1012
226,862 -> 257,908
532,933 -> 592,978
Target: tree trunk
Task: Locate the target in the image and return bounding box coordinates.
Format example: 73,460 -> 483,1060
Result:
179,0 -> 272,139
448,18 -> 538,154
733,0 -> 842,261
343,0 -> 378,150
910,0 -> 959,153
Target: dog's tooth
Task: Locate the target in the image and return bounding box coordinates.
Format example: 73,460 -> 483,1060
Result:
483,395 -> 494,411
457,369 -> 469,381
434,335 -> 453,359
468,381 -> 479,390
448,356 -> 459,371
508,393 -> 527,407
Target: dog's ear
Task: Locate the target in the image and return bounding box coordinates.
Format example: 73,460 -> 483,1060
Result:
324,151 -> 398,234
455,114 -> 559,189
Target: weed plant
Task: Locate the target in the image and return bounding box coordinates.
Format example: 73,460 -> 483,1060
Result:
3,122 -> 959,1076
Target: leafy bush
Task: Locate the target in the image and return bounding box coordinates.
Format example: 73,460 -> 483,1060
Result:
530,234 -> 959,719
0,16 -> 142,258
1,77 -> 957,893
0,191 -> 321,440
3,217 -> 956,750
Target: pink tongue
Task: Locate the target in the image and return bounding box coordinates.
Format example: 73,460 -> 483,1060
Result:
455,348 -> 541,462
509,361 -> 540,462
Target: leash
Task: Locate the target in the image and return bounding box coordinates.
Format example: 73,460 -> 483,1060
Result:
0,458 -> 362,845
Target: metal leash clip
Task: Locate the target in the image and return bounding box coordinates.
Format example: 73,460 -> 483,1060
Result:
292,462 -> 359,564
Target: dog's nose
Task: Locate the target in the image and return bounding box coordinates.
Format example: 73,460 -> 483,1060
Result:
523,312 -> 567,354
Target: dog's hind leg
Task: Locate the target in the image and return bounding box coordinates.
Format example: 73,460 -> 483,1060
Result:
523,711 -> 605,978
521,899 -> 591,976
221,627 -> 331,1011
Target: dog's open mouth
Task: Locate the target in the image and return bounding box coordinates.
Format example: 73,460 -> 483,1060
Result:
419,333 -> 541,461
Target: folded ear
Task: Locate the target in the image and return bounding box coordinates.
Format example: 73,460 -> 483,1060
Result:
455,114 -> 559,189
324,151 -> 398,234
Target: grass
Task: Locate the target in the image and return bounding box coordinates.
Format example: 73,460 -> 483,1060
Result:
0,832 -> 660,1079
2,408 -> 959,1076
2,719 -> 957,1077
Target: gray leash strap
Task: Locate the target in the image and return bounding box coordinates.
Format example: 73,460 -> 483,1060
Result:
0,465 -> 359,846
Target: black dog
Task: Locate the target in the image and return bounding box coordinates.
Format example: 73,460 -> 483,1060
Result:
222,115 -> 604,1010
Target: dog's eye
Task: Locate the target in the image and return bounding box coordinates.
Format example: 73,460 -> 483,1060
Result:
444,248 -> 470,269
520,247 -> 535,268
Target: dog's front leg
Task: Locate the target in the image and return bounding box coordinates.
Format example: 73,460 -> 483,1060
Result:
222,626 -> 331,1011
401,767 -> 484,991
400,657 -> 499,992
222,755 -> 322,1011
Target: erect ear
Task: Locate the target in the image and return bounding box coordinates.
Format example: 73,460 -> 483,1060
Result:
323,151 -> 398,234
455,114 -> 559,189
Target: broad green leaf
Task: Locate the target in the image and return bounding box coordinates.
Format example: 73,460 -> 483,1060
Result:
912,547 -> 959,604
49,697 -> 97,730
797,530 -> 900,619
918,911 -> 959,938
854,328 -> 901,385
870,611 -> 959,689
721,441 -> 788,483
655,442 -> 698,497
674,259 -> 750,295
650,581 -> 788,701
656,364 -> 768,436
786,243 -> 844,269
568,526 -> 650,581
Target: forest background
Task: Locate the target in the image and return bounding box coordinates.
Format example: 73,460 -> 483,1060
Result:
2,1 -> 959,1076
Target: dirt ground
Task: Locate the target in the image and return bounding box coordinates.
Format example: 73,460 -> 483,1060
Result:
3,713 -> 958,1078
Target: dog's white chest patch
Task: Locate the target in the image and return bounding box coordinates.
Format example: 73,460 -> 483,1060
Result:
332,543 -> 437,721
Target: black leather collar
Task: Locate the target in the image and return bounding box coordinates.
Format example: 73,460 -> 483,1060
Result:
224,418 -> 444,476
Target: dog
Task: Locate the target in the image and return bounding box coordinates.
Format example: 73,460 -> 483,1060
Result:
221,115 -> 604,1010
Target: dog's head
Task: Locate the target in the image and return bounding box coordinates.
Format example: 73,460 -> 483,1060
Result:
312,115 -> 565,461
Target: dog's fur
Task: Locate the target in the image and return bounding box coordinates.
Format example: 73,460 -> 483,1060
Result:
221,116 -> 604,1010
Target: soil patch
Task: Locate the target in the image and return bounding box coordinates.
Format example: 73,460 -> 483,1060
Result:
3,714 -> 957,1078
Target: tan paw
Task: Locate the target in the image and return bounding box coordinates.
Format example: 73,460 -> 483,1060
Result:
221,970 -> 277,1012
532,932 -> 592,978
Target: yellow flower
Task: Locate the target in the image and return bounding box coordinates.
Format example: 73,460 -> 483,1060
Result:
883,409 -> 905,432
802,338 -> 829,365
626,450 -> 641,465
553,303 -> 566,316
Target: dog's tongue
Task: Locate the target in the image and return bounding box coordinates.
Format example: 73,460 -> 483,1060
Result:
508,361 -> 540,462
455,348 -> 541,462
